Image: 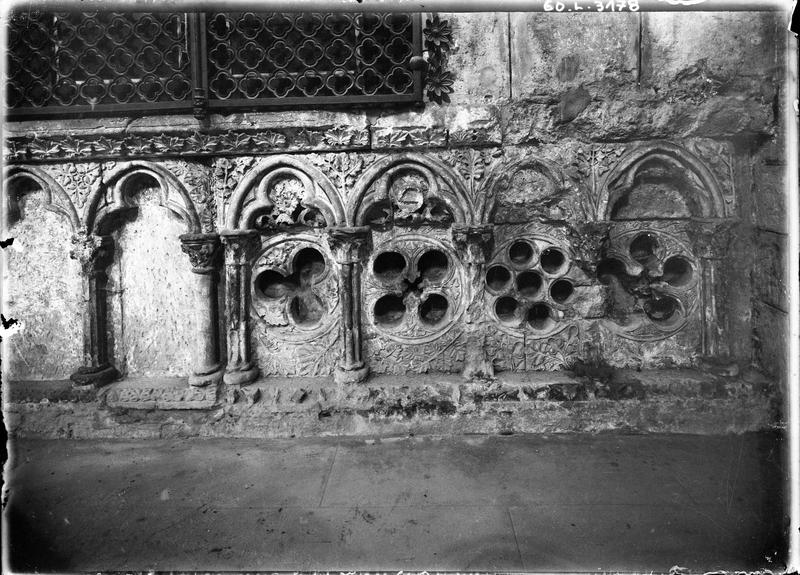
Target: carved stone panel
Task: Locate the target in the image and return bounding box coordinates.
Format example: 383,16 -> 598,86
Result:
597,221 -> 701,343
362,228 -> 467,374
483,230 -> 580,339
250,233 -> 340,377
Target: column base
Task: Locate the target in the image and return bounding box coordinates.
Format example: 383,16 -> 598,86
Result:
223,366 -> 259,387
334,364 -> 370,384
70,364 -> 119,388
189,368 -> 224,388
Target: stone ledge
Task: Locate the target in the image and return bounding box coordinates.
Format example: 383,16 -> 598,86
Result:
3,369 -> 781,438
99,377 -> 220,411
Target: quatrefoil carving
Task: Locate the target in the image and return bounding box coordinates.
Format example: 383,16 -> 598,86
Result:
252,246 -> 332,329
598,229 -> 699,340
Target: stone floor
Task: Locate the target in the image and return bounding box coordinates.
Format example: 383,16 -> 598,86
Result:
3,432 -> 788,573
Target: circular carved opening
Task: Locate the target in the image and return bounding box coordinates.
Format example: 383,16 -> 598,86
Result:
290,293 -> 325,326
516,271 -> 543,299
509,241 -> 534,266
417,249 -> 449,282
419,293 -> 449,326
495,296 -> 519,324
485,265 -> 511,292
374,294 -> 406,327
526,303 -> 554,330
550,279 -> 574,303
540,247 -> 566,274
629,233 -> 659,266
373,251 -> 406,282
662,256 -> 693,287
293,247 -> 326,282
255,270 -> 294,299
644,296 -> 679,323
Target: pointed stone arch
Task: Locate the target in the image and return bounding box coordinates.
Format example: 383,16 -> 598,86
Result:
4,165 -> 80,231
347,153 -> 473,227
225,155 -> 344,231
480,157 -> 565,224
599,141 -> 726,221
84,161 -> 201,235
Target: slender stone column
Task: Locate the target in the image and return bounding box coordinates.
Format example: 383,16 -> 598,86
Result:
327,226 -> 371,384
690,219 -> 734,357
69,232 -> 119,388
452,224 -> 494,381
180,233 -> 223,387
220,230 -> 260,386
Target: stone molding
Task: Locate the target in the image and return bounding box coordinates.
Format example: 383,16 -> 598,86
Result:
4,125 -> 501,163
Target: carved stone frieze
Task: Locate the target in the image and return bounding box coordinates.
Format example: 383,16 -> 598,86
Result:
366,325 -> 465,375
309,152 -> 375,196
448,128 -> 500,148
42,162 -> 104,213
439,148 -> 502,205
4,123 -> 509,164
5,126 -> 372,164
163,160 -> 216,233
485,323 -> 580,373
565,144 -> 626,221
372,127 -> 448,149
104,380 -> 219,410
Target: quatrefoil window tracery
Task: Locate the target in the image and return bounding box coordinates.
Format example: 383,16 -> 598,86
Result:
366,236 -> 465,342
253,246 -> 330,328
598,230 -> 698,336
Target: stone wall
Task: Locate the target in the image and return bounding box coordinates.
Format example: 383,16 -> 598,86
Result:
2,10 -> 789,398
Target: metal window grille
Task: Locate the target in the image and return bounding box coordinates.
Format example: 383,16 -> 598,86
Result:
6,11 -> 424,119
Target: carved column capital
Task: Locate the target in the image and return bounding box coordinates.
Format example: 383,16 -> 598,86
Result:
69,232 -> 113,274
180,233 -> 222,274
326,226 -> 372,264
452,224 -> 494,264
220,230 -> 260,265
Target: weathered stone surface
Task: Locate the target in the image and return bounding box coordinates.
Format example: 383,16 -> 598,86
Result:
509,13 -> 638,98
752,301 -> 788,382
753,230 -> 788,312
106,185 -> 197,378
442,13 -> 510,104
3,186 -> 84,380
102,378 -> 219,410
641,12 -> 784,91
753,163 -> 788,233
4,370 -> 781,439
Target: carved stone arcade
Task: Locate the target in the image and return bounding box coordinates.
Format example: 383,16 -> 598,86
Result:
3,139 -> 736,391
